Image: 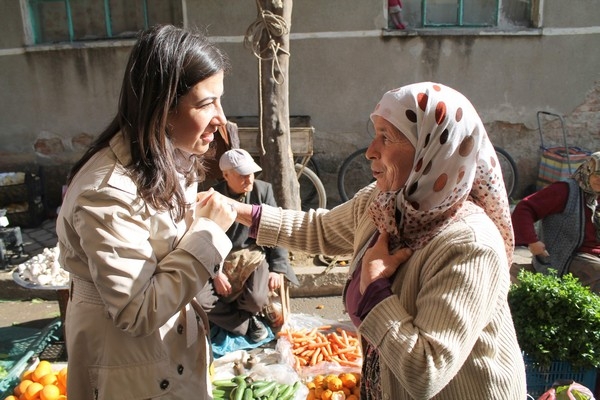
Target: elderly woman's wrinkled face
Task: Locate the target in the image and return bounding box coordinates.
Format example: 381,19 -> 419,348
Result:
366,115 -> 416,192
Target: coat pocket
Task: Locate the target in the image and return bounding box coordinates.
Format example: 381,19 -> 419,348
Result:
89,357 -> 173,400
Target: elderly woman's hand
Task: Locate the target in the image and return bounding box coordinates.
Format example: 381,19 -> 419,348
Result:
360,232 -> 413,294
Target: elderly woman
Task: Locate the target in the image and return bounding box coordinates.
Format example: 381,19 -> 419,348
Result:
512,152 -> 600,292
229,82 -> 526,399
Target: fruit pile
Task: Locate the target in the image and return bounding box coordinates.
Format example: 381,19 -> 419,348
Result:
3,360 -> 67,400
305,372 -> 360,400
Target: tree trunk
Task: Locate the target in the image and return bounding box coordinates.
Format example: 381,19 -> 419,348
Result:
256,0 -> 299,210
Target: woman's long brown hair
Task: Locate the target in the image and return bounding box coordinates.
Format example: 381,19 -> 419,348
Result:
67,25 -> 230,221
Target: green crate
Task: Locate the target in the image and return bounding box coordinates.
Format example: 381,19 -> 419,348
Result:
0,319 -> 62,398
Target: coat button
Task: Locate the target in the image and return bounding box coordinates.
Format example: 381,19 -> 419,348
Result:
213,265 -> 219,273
177,324 -> 184,334
160,379 -> 169,390
177,364 -> 184,375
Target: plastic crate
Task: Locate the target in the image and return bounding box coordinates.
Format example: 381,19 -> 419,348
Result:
0,173 -> 42,206
6,200 -> 45,228
524,355 -> 597,398
0,319 -> 63,398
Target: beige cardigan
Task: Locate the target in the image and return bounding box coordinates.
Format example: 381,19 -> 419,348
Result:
257,183 -> 527,399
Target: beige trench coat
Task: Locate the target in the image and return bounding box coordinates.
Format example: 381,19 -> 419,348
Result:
56,132 -> 232,399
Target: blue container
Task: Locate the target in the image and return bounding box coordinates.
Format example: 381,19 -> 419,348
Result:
524,355 -> 597,398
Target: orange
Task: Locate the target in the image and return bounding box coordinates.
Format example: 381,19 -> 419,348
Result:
314,387 -> 324,398
37,374 -> 58,387
40,384 -> 61,400
339,372 -> 357,389
313,374 -> 325,389
346,395 -> 359,400
31,363 -> 52,383
320,389 -> 333,400
327,377 -> 343,392
4,395 -> 19,400
56,382 -> 66,396
21,370 -> 33,381
56,368 -> 67,388
14,380 -> 33,397
24,382 -> 44,400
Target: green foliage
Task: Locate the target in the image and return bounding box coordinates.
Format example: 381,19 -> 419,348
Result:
508,269 -> 600,370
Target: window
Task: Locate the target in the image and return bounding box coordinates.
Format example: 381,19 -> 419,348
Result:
27,0 -> 183,44
390,0 -> 533,30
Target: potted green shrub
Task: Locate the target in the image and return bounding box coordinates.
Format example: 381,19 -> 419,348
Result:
508,269 -> 600,396
509,269 -> 600,369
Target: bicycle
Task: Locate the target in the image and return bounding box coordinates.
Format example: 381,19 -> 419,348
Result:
337,145 -> 518,202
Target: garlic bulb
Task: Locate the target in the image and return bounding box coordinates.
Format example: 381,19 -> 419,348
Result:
16,246 -> 69,287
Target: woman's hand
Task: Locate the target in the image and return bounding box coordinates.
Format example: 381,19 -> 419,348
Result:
196,188 -> 236,231
528,241 -> 550,257
360,231 -> 413,294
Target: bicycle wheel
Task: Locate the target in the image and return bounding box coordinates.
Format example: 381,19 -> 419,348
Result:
337,147 -> 372,202
294,157 -> 320,204
296,163 -> 327,211
494,146 -> 518,199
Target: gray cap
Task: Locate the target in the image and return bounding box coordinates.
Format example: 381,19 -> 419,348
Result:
218,148 -> 262,175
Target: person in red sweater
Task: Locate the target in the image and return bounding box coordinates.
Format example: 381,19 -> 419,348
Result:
388,0 -> 407,29
511,152 -> 600,292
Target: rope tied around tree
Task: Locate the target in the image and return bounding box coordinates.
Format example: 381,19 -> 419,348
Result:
244,0 -> 290,85
244,0 -> 291,156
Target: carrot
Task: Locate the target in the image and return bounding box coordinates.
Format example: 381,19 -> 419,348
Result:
335,345 -> 358,354
310,347 -> 321,366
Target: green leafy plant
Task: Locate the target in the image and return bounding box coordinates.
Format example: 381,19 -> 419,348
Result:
508,269 -> 600,370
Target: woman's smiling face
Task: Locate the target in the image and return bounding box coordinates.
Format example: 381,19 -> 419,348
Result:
167,71 -> 226,155
366,115 -> 416,192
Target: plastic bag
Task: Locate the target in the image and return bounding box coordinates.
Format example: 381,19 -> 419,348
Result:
276,313 -> 362,379
537,380 -> 596,400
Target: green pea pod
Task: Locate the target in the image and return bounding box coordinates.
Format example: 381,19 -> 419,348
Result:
252,381 -> 278,398
232,380 -> 247,400
266,384 -> 281,400
243,387 -> 253,400
280,381 -> 302,400
278,384 -> 292,399
212,388 -> 229,397
250,380 -> 271,388
212,379 -> 237,388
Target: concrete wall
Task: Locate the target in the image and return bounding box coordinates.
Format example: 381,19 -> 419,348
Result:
1,0 -> 599,214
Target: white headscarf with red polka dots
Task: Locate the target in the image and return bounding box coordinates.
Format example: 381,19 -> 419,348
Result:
368,82 -> 514,265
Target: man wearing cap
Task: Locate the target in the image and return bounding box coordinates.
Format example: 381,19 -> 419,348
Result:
197,148 -> 298,343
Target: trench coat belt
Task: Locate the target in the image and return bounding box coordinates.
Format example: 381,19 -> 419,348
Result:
70,275 -> 204,348
70,275 -> 104,304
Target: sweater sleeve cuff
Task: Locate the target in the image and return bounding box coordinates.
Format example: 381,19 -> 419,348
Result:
249,204 -> 262,238
357,279 -> 393,320
255,204 -> 283,247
